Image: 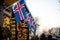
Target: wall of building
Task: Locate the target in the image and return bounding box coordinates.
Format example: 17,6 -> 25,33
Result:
4,0 -> 17,6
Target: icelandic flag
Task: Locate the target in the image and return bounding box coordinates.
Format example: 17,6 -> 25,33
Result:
30,17 -> 37,29
25,13 -> 32,29
26,13 -> 37,29
12,0 -> 27,22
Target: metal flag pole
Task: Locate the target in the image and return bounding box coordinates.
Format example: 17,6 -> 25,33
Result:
16,22 -> 19,40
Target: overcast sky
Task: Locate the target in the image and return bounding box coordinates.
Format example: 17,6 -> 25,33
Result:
25,0 -> 60,35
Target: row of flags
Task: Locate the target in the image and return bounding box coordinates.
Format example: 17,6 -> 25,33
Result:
12,0 -> 37,30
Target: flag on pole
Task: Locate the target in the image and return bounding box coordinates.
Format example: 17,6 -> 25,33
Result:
26,13 -> 37,29
12,0 -> 27,22
25,13 -> 32,29
30,17 -> 37,29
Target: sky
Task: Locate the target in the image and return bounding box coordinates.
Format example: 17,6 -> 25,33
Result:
25,0 -> 60,35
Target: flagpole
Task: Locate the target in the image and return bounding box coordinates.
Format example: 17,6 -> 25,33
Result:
34,26 -> 36,36
16,22 -> 18,40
